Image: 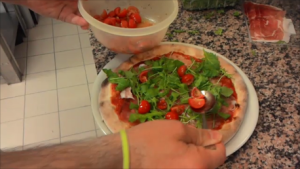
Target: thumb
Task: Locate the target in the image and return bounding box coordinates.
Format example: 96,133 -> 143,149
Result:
183,125 -> 223,146
64,13 -> 89,29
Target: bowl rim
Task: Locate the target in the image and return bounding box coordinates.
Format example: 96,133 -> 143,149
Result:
78,0 -> 179,37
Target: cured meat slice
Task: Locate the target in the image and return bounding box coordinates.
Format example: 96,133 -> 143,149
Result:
244,1 -> 296,43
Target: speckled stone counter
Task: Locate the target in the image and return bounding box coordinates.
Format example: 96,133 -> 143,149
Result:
89,4 -> 300,168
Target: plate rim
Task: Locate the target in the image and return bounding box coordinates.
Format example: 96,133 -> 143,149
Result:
91,42 -> 259,156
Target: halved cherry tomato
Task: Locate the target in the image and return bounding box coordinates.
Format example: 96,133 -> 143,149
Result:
127,6 -> 140,16
139,70 -> 149,83
138,100 -> 151,114
94,15 -> 101,21
130,13 -> 142,23
103,17 -> 117,26
114,7 -> 121,15
115,17 -> 121,23
181,74 -> 194,85
191,87 -> 205,99
177,65 -> 187,77
121,20 -> 128,28
118,8 -> 128,18
188,98 -> 206,109
157,99 -> 167,110
128,18 -> 137,28
170,105 -> 186,115
108,11 -> 116,17
165,111 -> 179,120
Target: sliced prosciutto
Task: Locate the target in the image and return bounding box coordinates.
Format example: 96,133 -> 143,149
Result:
244,1 -> 296,43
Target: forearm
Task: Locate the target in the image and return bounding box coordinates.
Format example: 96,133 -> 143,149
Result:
0,133 -> 123,169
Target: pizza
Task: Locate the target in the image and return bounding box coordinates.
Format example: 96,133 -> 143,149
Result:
99,44 -> 248,143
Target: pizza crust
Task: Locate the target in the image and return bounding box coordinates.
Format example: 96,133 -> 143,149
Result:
99,44 -> 248,143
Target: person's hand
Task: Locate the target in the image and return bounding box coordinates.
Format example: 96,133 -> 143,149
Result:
24,0 -> 89,29
126,120 -> 226,169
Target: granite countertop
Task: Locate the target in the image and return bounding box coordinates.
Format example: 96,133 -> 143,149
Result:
88,3 -> 300,168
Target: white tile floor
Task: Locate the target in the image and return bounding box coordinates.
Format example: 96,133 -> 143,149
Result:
0,16 -> 105,151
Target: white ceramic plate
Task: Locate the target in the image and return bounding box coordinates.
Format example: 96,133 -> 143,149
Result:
91,42 -> 259,156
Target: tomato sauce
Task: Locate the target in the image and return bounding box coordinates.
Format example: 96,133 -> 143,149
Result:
219,76 -> 237,99
110,84 -> 139,125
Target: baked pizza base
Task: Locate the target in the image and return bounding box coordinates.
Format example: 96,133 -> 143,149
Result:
99,44 -> 248,144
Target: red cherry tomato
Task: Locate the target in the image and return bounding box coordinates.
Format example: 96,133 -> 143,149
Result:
139,70 -> 148,83
157,99 -> 167,110
94,10 -> 108,21
103,17 -> 117,26
170,105 -> 186,115
127,6 -> 140,16
191,87 -> 205,99
121,20 -> 128,28
108,11 -> 116,17
114,7 -> 121,15
128,19 -> 137,28
130,13 -> 142,23
181,74 -> 194,85
118,8 -> 128,18
177,65 -> 187,77
138,100 -> 151,114
165,112 -> 179,120
188,98 -> 206,109
115,17 -> 121,23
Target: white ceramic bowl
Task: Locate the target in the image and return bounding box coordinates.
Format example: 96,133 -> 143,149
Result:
78,0 -> 179,54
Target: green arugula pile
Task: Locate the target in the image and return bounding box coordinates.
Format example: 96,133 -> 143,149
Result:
103,50 -> 234,128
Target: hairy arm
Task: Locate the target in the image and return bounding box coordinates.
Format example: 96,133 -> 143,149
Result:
0,134 -> 122,169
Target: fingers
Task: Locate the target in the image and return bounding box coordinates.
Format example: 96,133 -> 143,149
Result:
183,125 -> 223,146
203,143 -> 226,169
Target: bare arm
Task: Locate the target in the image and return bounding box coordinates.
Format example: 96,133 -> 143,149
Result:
0,134 -> 122,169
0,0 -> 89,29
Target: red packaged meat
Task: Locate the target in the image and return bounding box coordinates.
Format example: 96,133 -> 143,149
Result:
244,1 -> 296,43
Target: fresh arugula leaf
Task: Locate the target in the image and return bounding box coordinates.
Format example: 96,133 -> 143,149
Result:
166,33 -> 173,38
170,92 -> 180,102
124,70 -> 135,79
174,30 -> 186,33
217,9 -> 225,15
203,50 -> 220,69
220,86 -> 233,97
276,40 -> 286,44
217,112 -> 231,119
176,83 -> 187,92
129,111 -> 165,123
251,50 -> 257,56
193,75 -> 210,90
114,78 -> 130,91
140,83 -> 149,94
129,103 -> 139,110
103,69 -> 118,78
144,88 -> 159,99
202,68 -> 220,78
158,88 -> 170,97
188,30 -> 199,35
208,100 -> 222,114
202,50 -> 221,77
214,28 -> 223,36
233,11 -> 241,17
180,93 -> 189,104
205,12 -> 214,19
220,68 -> 232,78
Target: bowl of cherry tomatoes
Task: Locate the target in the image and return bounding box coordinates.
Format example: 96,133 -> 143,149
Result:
78,0 -> 178,54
